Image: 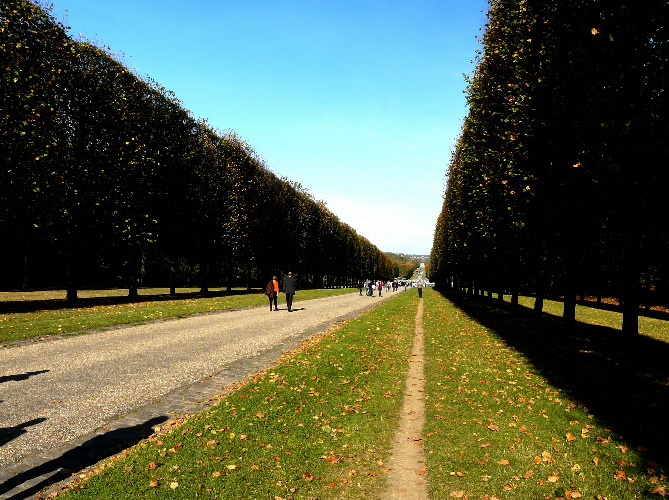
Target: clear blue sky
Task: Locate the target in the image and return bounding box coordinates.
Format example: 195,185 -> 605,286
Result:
45,0 -> 488,255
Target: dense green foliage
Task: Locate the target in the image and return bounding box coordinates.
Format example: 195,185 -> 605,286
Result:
430,0 -> 669,333
1,1 -> 396,297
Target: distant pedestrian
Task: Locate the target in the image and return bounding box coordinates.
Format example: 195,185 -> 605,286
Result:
378,281 -> 383,297
282,272 -> 296,312
417,279 -> 424,298
265,275 -> 279,311
358,280 -> 364,295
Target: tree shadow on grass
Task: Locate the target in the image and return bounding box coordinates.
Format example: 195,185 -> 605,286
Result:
441,290 -> 669,467
0,416 -> 168,500
0,289 -> 261,315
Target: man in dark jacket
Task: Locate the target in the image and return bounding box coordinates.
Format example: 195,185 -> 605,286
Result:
282,272 -> 296,312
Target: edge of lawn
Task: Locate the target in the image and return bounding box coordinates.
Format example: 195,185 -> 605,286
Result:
0,287 -> 357,344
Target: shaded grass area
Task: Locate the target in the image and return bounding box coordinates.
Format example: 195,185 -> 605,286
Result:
0,288 -> 356,343
512,295 -> 669,343
424,289 -> 669,499
56,291 -> 418,499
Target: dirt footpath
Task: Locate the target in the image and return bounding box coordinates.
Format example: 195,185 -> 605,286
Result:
0,290 -> 401,499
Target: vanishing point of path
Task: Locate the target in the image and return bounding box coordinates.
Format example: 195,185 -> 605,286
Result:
0,291 -> 402,499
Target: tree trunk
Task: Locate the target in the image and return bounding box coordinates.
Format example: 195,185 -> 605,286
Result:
621,237 -> 640,335
534,293 -> 544,315
66,248 -> 78,301
563,293 -> 576,324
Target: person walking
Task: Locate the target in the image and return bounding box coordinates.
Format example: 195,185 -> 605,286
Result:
358,280 -> 364,296
417,279 -> 424,298
377,280 -> 383,297
265,275 -> 279,311
282,272 -> 296,312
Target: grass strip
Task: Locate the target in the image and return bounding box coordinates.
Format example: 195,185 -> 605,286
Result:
0,288 -> 355,343
423,288 -> 669,499
57,291 -> 418,499
511,295 -> 669,343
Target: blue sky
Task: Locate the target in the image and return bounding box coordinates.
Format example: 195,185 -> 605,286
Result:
45,0 -> 488,255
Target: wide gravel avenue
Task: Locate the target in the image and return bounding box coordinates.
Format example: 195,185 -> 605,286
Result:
0,290 -> 400,497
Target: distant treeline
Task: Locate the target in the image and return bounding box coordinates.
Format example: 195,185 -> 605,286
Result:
0,0 -> 399,298
430,0 -> 669,333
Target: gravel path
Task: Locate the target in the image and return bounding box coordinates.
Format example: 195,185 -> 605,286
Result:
0,290 -> 399,499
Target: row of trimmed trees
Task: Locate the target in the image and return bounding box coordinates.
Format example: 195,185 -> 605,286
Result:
1,0 -> 398,298
430,0 -> 669,333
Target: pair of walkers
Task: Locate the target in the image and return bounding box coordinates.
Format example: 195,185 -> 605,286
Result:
264,272 -> 296,312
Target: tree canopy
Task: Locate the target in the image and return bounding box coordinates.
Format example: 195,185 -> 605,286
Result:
430,0 -> 669,333
1,0 -> 398,296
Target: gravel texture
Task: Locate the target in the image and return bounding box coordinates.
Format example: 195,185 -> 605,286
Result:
0,290 -> 399,499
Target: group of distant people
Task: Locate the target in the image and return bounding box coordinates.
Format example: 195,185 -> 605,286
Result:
358,279 -> 408,297
263,273 -> 426,312
358,279 -> 426,298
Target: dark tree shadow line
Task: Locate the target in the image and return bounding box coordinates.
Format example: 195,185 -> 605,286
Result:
440,290 -> 669,468
0,288 -> 262,315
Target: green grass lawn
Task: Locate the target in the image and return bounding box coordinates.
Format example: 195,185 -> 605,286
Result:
511,295 -> 669,343
0,287 -> 356,343
424,290 -> 669,499
13,288 -> 669,499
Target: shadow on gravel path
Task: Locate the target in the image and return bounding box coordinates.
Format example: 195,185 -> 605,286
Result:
0,417 -> 167,500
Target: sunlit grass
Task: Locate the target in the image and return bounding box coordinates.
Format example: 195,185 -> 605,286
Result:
0,288 -> 357,343
513,295 -> 669,342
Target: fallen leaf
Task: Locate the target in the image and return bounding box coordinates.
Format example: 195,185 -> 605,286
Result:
566,433 -> 577,442
650,484 -> 667,496
547,475 -> 559,483
170,482 -> 179,489
523,470 -> 534,479
498,459 -> 510,465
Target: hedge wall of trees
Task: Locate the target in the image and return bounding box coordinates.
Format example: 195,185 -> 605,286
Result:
1,0 -> 396,298
430,0 -> 669,334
